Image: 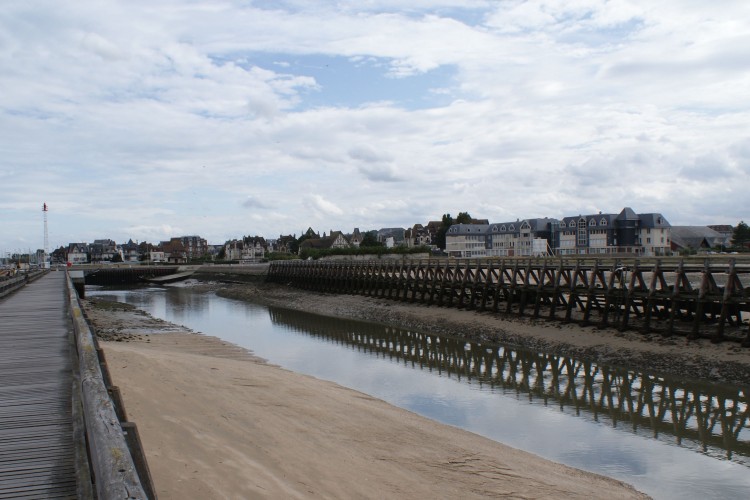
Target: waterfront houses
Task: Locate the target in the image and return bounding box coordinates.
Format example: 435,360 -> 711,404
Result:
446,208 -> 672,258
225,236 -> 266,261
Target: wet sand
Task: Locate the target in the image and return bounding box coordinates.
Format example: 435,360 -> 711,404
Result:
86,296 -> 649,499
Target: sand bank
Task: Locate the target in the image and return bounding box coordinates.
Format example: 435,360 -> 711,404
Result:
85,297 -> 648,499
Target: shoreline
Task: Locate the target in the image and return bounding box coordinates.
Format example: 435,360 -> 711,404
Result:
214,279 -> 750,386
83,291 -> 650,499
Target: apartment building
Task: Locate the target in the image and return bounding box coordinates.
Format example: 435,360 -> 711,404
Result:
446,208 -> 671,258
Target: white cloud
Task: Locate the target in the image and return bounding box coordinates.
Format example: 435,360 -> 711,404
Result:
304,195 -> 344,217
1,0 -> 749,252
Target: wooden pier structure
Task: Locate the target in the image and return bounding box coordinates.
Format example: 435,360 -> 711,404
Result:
0,271 -> 84,498
0,272 -> 151,499
267,258 -> 750,344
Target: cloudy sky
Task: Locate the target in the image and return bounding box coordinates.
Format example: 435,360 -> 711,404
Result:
1,0 -> 749,253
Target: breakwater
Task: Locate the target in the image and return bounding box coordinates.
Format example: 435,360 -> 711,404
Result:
80,266 -> 179,285
267,258 -> 750,344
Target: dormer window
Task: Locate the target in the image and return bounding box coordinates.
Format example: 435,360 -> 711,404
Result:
509,224 -> 515,231
501,225 -> 506,231
560,221 -> 566,228
600,218 -> 607,226
589,219 -> 596,227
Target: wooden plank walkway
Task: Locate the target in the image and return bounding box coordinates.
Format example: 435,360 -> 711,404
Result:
0,272 -> 78,499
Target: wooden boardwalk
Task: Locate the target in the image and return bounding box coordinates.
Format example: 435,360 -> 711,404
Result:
268,258 -> 750,344
0,272 -> 79,499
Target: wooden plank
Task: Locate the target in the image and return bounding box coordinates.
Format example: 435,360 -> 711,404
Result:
0,272 -> 79,499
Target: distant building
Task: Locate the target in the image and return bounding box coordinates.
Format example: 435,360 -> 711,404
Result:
299,231 -> 350,252
446,224 -> 489,258
404,224 -> 432,248
225,236 -> 266,261
707,225 -> 734,248
66,243 -> 89,265
348,228 -> 363,248
377,228 -> 406,246
161,239 -> 187,263
90,239 -> 120,262
121,239 -> 140,262
446,208 -> 671,258
176,236 -> 208,260
670,226 -> 724,253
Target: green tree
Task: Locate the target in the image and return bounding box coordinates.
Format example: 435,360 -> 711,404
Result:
455,211 -> 473,224
731,221 -> 750,248
434,213 -> 454,250
360,231 -> 382,248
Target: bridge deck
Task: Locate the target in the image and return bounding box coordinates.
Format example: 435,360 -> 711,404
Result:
0,272 -> 78,499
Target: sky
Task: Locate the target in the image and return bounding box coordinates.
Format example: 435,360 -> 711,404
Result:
1,0 -> 749,253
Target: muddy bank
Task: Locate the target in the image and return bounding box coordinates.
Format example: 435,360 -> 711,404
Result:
83,292 -> 648,499
216,280 -> 750,385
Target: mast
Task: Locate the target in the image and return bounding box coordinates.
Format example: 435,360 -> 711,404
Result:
43,203 -> 49,268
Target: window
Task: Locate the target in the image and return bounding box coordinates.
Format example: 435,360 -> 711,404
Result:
501,225 -> 506,231
589,219 -> 596,226
560,221 -> 566,228
509,224 -> 515,231
600,218 -> 607,226
577,217 -> 588,247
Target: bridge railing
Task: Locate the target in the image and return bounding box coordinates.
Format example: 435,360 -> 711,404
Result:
267,257 -> 750,344
65,271 -> 150,499
0,270 -> 47,298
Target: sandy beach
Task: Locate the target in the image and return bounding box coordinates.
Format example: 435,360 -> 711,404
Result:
85,288 -> 652,499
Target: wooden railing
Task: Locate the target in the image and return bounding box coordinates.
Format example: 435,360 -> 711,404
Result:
267,258 -> 750,345
66,272 -> 152,499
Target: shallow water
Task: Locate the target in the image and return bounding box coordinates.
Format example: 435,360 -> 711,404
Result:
90,285 -> 750,500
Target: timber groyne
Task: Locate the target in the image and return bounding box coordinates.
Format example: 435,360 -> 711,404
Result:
267,258 -> 750,345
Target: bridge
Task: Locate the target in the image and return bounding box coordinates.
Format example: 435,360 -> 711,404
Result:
267,257 -> 750,345
0,272 -> 153,499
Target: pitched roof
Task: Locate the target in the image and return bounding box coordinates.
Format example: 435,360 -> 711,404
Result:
670,226 -> 722,249
638,213 -> 671,228
447,224 -> 489,236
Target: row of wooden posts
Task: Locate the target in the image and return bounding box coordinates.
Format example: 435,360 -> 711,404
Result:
267,258 -> 750,345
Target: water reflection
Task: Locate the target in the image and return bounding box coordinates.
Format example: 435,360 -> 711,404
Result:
267,306 -> 750,465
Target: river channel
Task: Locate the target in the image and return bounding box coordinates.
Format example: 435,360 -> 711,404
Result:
89,285 -> 750,500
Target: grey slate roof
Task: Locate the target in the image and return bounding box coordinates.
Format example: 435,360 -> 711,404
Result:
638,213 -> 670,228
447,224 -> 489,236
670,226 -> 722,249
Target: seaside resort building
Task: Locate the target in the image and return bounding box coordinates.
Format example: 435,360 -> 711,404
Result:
446,208 -> 671,258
